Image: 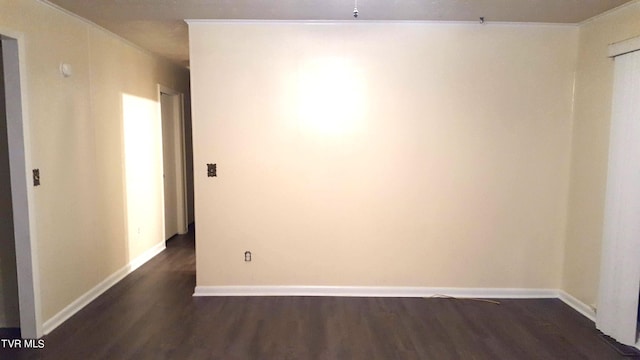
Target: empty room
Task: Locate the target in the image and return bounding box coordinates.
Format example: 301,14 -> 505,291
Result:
2,0 -> 640,358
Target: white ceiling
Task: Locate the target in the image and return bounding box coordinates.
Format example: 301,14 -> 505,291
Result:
45,0 -> 634,67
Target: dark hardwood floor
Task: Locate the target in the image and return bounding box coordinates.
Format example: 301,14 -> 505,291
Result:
2,229 -> 638,359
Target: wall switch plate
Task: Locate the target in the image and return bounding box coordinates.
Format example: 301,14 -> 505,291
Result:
33,169 -> 40,186
207,163 -> 217,177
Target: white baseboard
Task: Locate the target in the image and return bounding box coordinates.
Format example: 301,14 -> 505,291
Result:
193,285 -> 558,298
558,290 -> 596,322
128,241 -> 167,272
195,286 -> 600,325
42,241 -> 166,335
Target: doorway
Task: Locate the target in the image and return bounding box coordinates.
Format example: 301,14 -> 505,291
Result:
0,36 -> 20,335
0,34 -> 40,338
159,87 -> 188,240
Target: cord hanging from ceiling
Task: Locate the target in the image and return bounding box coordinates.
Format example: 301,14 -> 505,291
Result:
353,0 -> 359,18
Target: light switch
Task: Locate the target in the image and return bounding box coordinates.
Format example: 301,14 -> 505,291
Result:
207,163 -> 217,177
33,169 -> 40,186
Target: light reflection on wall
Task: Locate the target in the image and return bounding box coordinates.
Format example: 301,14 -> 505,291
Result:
122,93 -> 164,261
297,58 -> 366,135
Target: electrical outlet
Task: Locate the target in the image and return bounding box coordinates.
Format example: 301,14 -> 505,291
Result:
207,163 -> 217,177
244,251 -> 251,262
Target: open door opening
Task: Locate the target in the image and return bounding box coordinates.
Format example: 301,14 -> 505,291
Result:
0,35 -> 21,338
159,87 -> 188,240
0,34 -> 41,339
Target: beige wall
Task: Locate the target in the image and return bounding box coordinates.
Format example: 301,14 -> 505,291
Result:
190,22 -> 578,288
563,1 -> 640,307
0,0 -> 190,323
0,0 -> 629,331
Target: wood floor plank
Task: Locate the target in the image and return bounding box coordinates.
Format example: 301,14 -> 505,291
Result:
1,228 -> 638,359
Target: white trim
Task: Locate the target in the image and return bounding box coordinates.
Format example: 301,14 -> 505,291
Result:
609,36 -> 640,58
42,241 -> 166,335
185,19 -> 576,27
128,240 -> 166,272
194,286 -> 600,324
558,290 -> 596,322
193,286 -> 558,298
39,1 -> 185,68
580,0 -> 640,26
1,32 -> 42,339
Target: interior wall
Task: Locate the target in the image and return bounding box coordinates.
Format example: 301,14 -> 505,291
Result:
563,1 -> 640,308
0,0 -> 190,324
190,22 -> 578,289
0,40 -> 20,328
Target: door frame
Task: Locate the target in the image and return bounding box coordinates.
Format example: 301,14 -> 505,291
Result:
1,31 -> 42,339
157,85 -> 188,237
